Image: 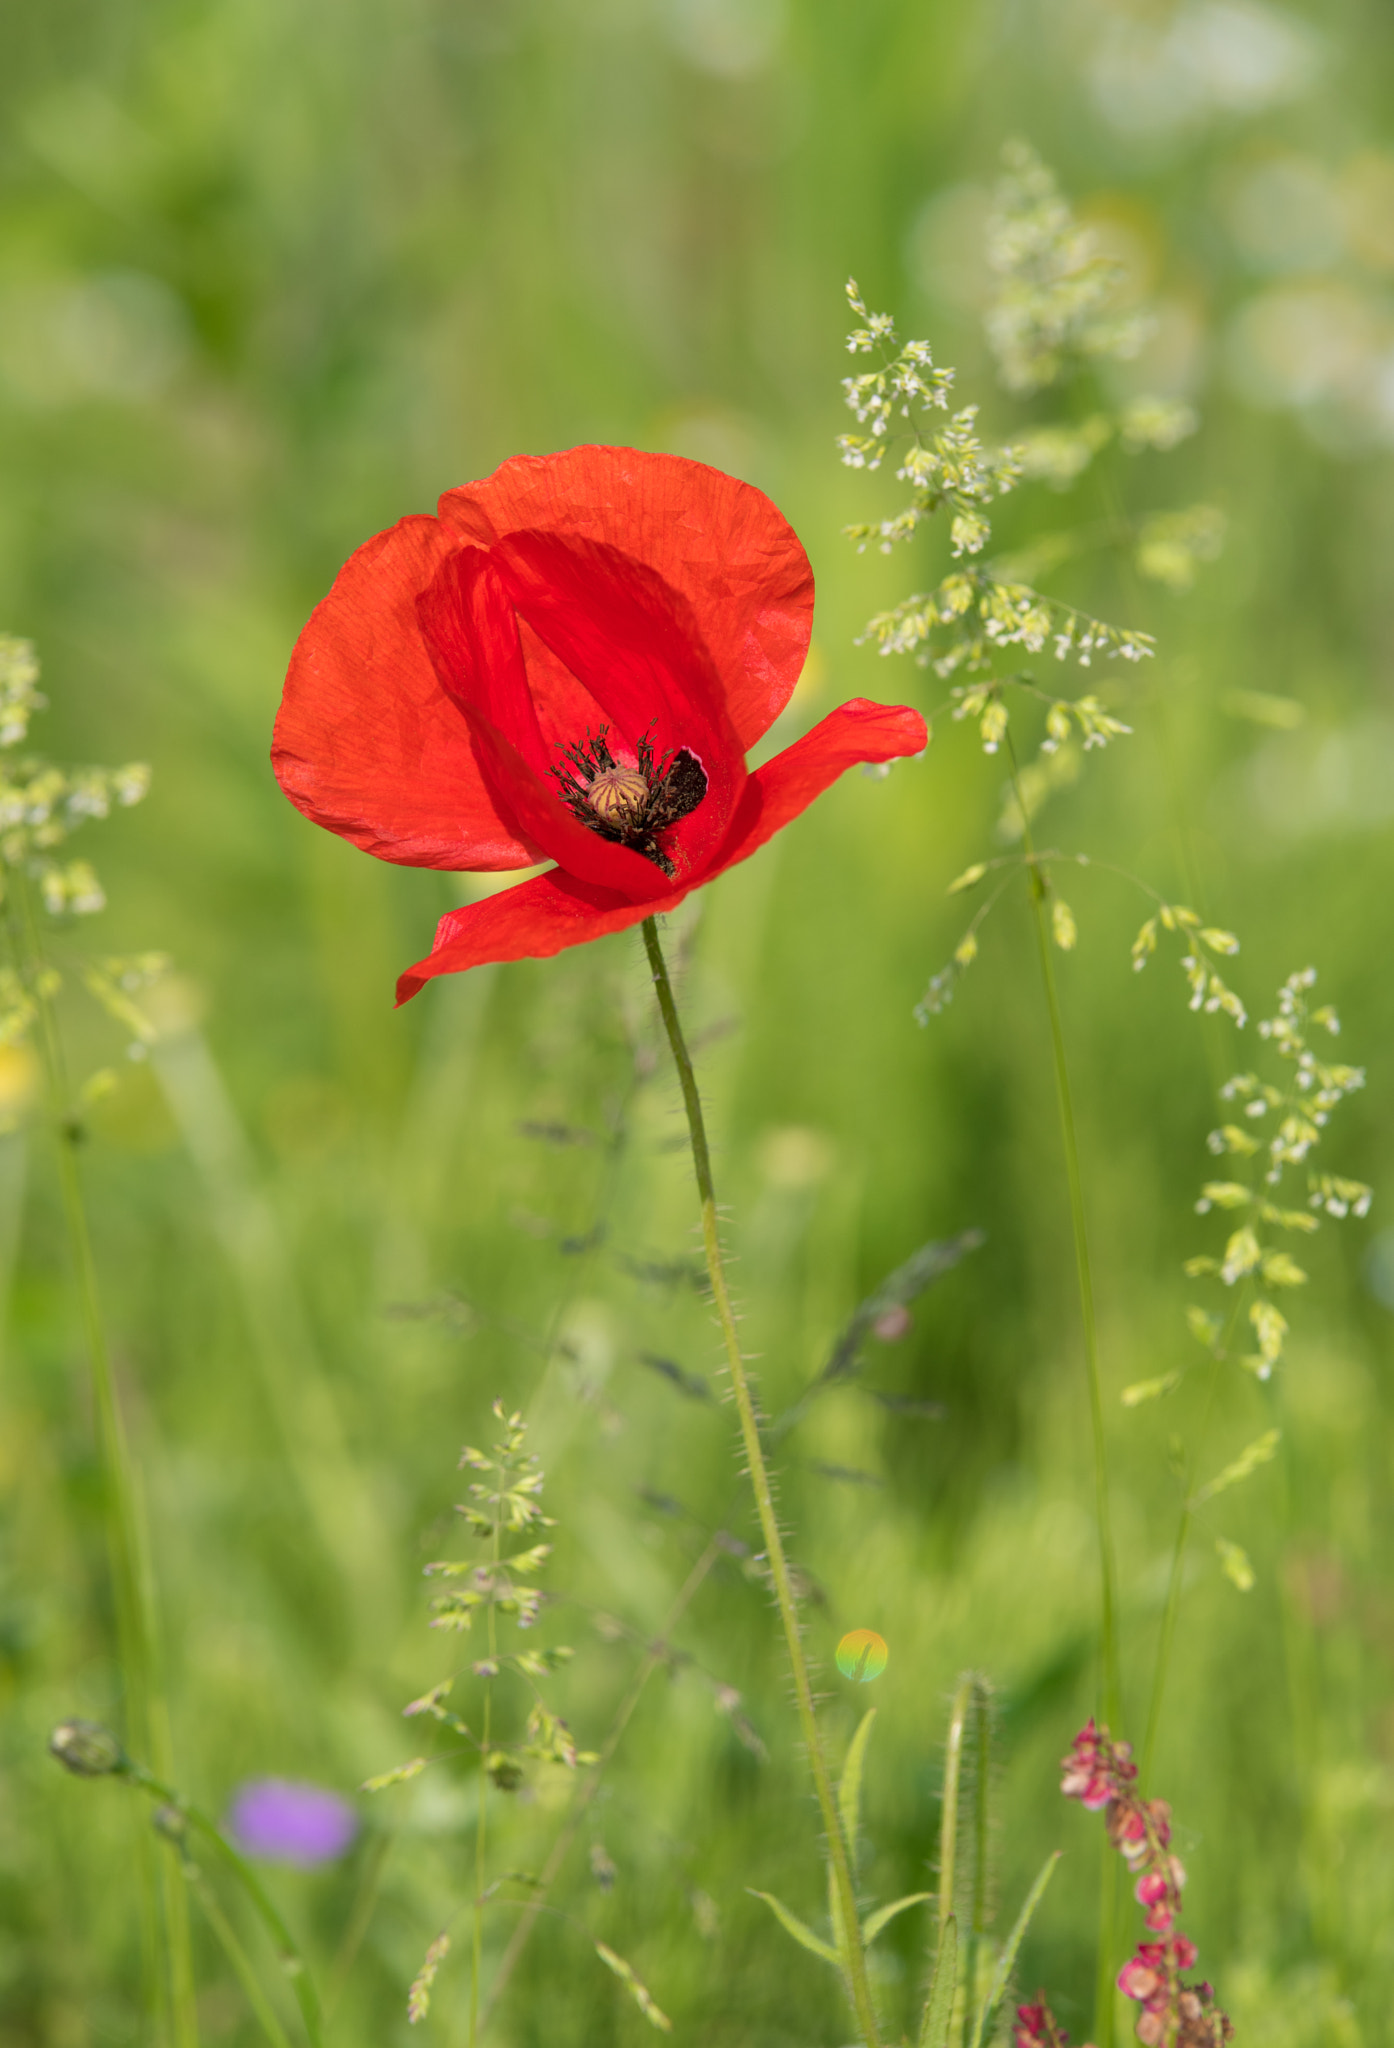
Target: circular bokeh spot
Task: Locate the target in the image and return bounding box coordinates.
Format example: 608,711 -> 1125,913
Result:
835,1629 -> 888,1683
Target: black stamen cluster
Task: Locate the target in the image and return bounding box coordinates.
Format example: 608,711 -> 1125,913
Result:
551,725 -> 708,878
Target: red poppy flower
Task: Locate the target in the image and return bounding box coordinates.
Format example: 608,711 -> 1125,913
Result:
273,445 -> 927,1004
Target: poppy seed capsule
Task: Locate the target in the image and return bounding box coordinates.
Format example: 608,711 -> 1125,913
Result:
585,766 -> 650,828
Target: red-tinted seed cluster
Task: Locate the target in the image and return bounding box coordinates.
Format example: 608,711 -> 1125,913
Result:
1059,1721 -> 1234,2048
1016,1724 -> 1233,2048
1015,1995 -> 1076,2048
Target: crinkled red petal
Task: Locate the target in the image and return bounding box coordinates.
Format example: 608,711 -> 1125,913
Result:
414,547 -> 661,899
273,516 -> 534,872
491,530 -> 746,873
436,447 -> 813,748
704,698 -> 928,874
394,697 -> 927,1000
395,869 -> 687,1004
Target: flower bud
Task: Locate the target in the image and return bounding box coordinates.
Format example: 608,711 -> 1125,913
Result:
49,1719 -> 127,1778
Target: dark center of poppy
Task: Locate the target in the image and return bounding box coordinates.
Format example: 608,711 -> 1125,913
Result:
551,725 -> 708,879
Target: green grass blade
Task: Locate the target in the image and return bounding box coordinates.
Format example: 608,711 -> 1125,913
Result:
839,1707 -> 878,1873
969,1852 -> 1061,2048
863,1892 -> 933,1947
748,1890 -> 841,1968
918,1914 -> 958,2048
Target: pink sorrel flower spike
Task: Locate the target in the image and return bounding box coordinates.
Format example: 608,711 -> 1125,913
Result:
1060,1718 -> 1138,1810
1014,1995 -> 1091,2048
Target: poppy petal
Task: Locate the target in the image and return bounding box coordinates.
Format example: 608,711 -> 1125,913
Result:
395,869 -> 689,1004
491,530 -> 746,871
415,547 -> 668,900
437,447 -> 813,748
274,516 -> 535,871
700,699 -> 928,879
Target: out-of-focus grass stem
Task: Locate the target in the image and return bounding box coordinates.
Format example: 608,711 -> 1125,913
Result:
1142,1329 -> 1232,1784
127,1760 -> 324,2048
1003,739 -> 1120,2048
1003,745 -> 1121,1715
642,915 -> 881,2048
469,1503 -> 502,2048
12,876 -> 198,2047
183,1863 -> 295,2048
481,1534 -> 721,2030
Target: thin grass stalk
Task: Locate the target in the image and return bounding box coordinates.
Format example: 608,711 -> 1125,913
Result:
13,877 -> 198,2046
1003,739 -> 1120,2048
184,1865 -> 296,2048
641,915 -> 881,2048
1142,1350 -> 1224,1784
325,1831 -> 394,2020
469,1496 -> 503,2048
481,1534 -> 721,2031
1142,1276 -> 1257,1784
128,1763 -> 324,2048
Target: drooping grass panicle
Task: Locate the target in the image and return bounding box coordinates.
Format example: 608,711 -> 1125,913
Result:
1140,968 -> 1371,1777
364,1400 -> 596,2033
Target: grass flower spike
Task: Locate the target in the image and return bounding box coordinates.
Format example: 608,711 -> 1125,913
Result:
273,446 -> 925,1000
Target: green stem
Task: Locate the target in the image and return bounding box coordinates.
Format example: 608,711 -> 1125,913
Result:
642,917 -> 881,2048
1141,1281 -> 1252,1784
325,1830 -> 393,2020
470,1508 -> 502,2048
129,1766 -> 324,2048
1003,740 -> 1120,2048
939,1678 -> 969,2047
940,1677 -> 991,2043
14,878 -> 198,2046
1141,1360 -> 1220,1784
969,1683 -> 990,2024
938,1679 -> 969,1937
183,1862 -> 296,2048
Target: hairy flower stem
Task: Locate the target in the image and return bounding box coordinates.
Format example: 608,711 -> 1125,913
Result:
642,916 -> 881,2048
1006,742 -> 1121,2048
940,1676 -> 993,2020
14,879 -> 198,2046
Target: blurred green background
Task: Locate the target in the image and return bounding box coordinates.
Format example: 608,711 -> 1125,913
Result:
2,0 -> 1393,2042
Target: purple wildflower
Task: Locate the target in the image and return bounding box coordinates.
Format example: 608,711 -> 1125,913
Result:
227,1778 -> 358,1867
